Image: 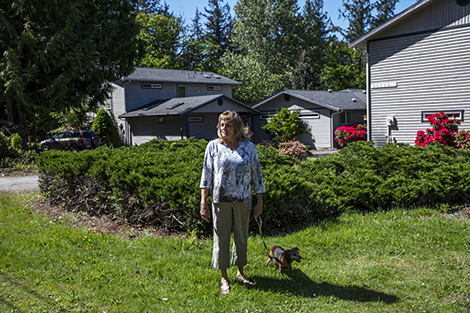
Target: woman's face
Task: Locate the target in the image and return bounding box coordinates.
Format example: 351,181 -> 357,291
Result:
220,120 -> 235,139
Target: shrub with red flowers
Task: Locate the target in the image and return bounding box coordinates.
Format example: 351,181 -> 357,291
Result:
454,129 -> 470,149
334,123 -> 367,148
415,112 -> 461,147
278,141 -> 308,161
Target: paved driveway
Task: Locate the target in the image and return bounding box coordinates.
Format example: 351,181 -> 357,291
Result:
0,175 -> 39,192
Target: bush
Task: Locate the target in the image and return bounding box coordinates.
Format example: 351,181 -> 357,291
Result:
92,109 -> 121,148
334,123 -> 367,148
278,141 -> 308,161
415,112 -> 461,147
36,140 -> 470,236
262,108 -> 308,145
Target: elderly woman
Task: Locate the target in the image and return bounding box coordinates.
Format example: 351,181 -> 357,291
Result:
200,110 -> 265,294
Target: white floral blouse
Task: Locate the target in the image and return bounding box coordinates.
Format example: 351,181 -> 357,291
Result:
200,139 -> 266,203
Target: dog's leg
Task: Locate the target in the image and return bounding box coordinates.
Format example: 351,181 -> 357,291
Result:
278,265 -> 284,277
264,257 -> 272,268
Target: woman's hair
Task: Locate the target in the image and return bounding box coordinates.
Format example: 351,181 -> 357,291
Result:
217,110 -> 252,143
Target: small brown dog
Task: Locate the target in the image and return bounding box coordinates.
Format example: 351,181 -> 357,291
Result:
264,245 -> 302,277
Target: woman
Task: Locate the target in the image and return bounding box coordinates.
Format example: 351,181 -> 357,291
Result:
200,110 -> 265,294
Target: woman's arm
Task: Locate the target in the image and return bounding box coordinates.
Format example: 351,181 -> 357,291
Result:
200,188 -> 211,222
254,193 -> 263,218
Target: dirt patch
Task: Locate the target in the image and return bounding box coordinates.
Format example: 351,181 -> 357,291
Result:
30,197 -> 182,239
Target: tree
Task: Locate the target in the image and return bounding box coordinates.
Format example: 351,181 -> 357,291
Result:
92,110 -> 121,148
179,8 -> 220,71
291,0 -> 330,90
320,38 -> 366,90
135,11 -> 185,69
0,0 -> 140,139
371,0 -> 399,28
203,0 -> 233,59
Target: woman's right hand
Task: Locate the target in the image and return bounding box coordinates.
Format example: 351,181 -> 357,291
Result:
200,202 -> 211,222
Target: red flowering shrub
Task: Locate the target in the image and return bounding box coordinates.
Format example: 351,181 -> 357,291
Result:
334,123 -> 367,148
455,130 -> 470,149
278,141 -> 308,161
415,112 -> 461,147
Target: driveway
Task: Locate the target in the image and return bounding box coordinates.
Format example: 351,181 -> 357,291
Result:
0,175 -> 39,192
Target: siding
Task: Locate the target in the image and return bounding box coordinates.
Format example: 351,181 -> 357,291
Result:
375,0 -> 470,39
369,25 -> 470,146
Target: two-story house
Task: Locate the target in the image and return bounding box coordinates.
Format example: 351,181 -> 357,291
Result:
109,67 -> 260,146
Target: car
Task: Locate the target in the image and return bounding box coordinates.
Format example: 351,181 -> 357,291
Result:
40,130 -> 101,152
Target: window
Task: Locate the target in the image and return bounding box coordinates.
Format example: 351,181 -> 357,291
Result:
421,110 -> 464,122
207,85 -> 222,91
188,116 -> 203,122
177,85 -> 186,98
340,111 -> 352,124
142,83 -> 162,89
260,111 -> 278,120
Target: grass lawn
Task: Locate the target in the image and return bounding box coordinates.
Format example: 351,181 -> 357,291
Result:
1,192 -> 469,312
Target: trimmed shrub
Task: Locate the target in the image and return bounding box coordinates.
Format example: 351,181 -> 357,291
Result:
92,109 -> 121,148
36,139 -> 470,236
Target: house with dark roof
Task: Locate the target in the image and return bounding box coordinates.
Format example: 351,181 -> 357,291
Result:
109,67 -> 259,145
252,89 -> 366,149
350,0 -> 470,147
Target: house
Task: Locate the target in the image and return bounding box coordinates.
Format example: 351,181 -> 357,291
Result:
252,89 -> 366,149
350,0 -> 470,147
109,67 -> 259,145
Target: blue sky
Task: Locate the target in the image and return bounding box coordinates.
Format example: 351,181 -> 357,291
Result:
168,0 -> 417,30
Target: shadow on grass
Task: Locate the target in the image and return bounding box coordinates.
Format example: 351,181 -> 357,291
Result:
251,270 -> 399,303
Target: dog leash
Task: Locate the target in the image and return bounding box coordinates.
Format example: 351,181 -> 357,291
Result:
255,216 -> 283,265
255,216 -> 269,254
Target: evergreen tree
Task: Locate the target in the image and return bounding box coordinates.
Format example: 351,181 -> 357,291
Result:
180,8 -> 220,71
320,37 -> 365,90
291,0 -> 330,90
203,0 -> 233,59
0,0 -> 140,139
371,0 -> 399,28
135,11 -> 185,69
340,0 -> 373,43
92,109 -> 121,148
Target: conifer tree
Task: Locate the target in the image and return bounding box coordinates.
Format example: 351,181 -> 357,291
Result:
92,110 -> 121,148
203,0 -> 233,59
0,0 -> 140,138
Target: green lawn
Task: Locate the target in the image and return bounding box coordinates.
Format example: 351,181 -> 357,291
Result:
1,192 -> 469,312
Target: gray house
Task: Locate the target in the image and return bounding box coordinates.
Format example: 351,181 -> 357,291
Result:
109,67 -> 259,145
350,0 -> 470,147
252,89 -> 366,149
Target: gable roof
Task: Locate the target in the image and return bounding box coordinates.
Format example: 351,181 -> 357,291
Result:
350,0 -> 434,50
119,94 -> 259,118
253,89 -> 367,111
120,67 -> 241,85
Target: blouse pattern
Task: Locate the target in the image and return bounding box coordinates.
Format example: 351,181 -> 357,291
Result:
200,139 -> 266,203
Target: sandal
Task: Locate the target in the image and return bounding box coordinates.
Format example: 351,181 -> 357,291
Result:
220,284 -> 230,294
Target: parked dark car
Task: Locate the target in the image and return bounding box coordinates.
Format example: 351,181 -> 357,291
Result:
40,130 -> 101,152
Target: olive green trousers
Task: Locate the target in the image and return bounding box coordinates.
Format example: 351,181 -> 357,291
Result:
211,202 -> 251,270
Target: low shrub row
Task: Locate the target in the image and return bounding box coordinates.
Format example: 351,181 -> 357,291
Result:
36,139 -> 470,236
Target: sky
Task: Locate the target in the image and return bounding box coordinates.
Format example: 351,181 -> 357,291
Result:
167,0 -> 417,30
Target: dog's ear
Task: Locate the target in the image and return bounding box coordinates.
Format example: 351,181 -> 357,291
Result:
292,247 -> 299,251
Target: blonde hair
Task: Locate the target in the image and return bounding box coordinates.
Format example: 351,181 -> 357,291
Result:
217,111 -> 252,143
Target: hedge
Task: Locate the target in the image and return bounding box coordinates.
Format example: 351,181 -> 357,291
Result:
36,139 -> 470,236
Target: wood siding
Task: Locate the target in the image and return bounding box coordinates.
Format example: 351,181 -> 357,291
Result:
375,0 -> 470,39
124,82 -> 233,112
369,25 -> 470,146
